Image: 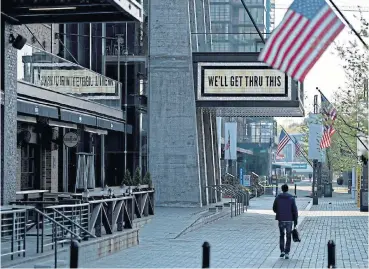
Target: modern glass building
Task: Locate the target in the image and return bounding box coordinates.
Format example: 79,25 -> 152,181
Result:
57,20 -> 148,184
209,0 -> 275,52
212,0 -> 277,178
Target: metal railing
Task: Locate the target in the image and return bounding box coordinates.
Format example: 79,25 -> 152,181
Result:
206,184 -> 250,217
2,188 -> 155,265
0,208 -> 27,260
191,33 -> 265,53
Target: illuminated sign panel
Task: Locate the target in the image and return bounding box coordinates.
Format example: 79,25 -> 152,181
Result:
204,68 -> 286,95
197,62 -> 291,101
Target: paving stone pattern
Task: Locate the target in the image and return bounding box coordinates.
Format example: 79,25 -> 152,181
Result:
83,187 -> 317,268
83,182 -> 368,268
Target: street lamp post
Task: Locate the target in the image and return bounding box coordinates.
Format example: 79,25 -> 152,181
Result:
312,94 -> 319,205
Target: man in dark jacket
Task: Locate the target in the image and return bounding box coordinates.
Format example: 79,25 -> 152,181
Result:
273,184 -> 298,260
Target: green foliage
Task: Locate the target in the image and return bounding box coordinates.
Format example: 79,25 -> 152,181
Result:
143,172 -> 152,186
122,169 -> 132,186
329,10 -> 368,171
133,167 -> 142,186
293,11 -> 369,173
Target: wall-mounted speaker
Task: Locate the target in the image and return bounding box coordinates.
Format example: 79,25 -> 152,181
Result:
9,34 -> 27,50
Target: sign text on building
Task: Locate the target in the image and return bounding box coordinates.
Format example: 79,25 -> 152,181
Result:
291,163 -> 308,169
34,69 -> 118,95
203,68 -> 287,95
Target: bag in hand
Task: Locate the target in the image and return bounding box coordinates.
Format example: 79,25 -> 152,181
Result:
292,228 -> 301,242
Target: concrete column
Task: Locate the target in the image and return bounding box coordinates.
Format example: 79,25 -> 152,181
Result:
203,0 -> 212,50
78,24 -> 87,67
148,0 -> 202,207
62,128 -> 69,192
203,113 -> 216,204
16,148 -> 21,191
101,134 -> 105,187
194,0 -> 206,50
197,109 -> 208,206
212,115 -> 222,202
209,113 -> 217,203
2,24 -> 18,205
101,23 -> 106,76
51,134 -> 59,193
189,0 -> 198,52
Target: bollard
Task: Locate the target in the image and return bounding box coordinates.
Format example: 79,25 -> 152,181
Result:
70,239 -> 80,268
294,184 -> 297,197
327,240 -> 336,268
202,241 -> 210,268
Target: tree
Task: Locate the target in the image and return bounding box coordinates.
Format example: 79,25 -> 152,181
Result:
133,167 -> 142,186
143,172 -> 152,186
122,169 -> 132,186
330,10 -> 368,171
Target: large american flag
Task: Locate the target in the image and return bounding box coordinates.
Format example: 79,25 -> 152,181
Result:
258,0 -> 344,82
277,129 -> 291,155
320,95 -> 337,149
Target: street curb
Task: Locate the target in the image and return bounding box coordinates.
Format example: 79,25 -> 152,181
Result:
174,208 -> 232,239
297,199 -> 313,229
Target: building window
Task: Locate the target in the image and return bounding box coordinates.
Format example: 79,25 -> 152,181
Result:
21,144 -> 40,190
210,4 -> 230,21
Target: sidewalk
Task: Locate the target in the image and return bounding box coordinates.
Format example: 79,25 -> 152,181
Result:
82,192 -> 313,268
274,192 -> 368,269
82,183 -> 368,268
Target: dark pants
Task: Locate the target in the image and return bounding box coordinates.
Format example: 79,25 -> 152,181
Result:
279,221 -> 293,253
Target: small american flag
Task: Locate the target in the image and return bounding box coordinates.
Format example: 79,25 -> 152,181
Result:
258,0 -> 344,82
294,139 -> 302,158
320,95 -> 337,149
277,130 -> 291,155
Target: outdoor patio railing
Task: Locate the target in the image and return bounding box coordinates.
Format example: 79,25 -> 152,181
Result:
0,208 -> 27,260
1,188 -> 155,265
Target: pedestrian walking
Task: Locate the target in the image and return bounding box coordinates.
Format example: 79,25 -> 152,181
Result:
272,184 -> 298,260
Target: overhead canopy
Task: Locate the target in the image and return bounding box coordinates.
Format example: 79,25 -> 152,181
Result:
2,0 -> 143,24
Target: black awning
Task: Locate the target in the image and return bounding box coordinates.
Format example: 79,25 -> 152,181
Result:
2,0 -> 142,24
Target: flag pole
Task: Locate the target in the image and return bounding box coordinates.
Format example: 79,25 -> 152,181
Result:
280,126 -> 310,162
280,126 -> 313,168
317,87 -> 368,151
328,0 -> 368,50
336,130 -> 358,158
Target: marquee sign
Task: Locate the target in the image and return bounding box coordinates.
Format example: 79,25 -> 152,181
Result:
33,69 -> 118,96
204,69 -> 285,95
197,62 -> 291,101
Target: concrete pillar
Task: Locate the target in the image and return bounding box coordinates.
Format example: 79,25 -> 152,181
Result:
51,144 -> 58,193
203,0 -> 212,50
101,134 -> 106,187
203,113 -> 216,204
212,115 -> 222,202
189,0 -> 198,52
197,109 -> 208,206
148,0 -> 202,207
209,113 -> 217,203
2,23 -> 18,205
194,0 -> 206,50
